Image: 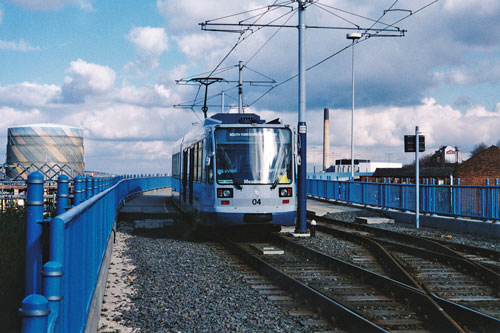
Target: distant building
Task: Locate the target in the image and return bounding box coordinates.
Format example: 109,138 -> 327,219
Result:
364,145 -> 500,185
327,159 -> 402,174
431,145 -> 461,165
308,159 -> 402,181
454,145 -> 500,185
368,167 -> 455,184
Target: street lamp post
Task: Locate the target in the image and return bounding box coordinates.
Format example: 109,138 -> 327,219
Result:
347,32 -> 361,180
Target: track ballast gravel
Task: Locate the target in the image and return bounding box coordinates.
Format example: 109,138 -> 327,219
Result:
97,222 -> 310,332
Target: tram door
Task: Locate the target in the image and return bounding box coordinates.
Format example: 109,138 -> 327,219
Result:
189,147 -> 194,205
182,149 -> 188,202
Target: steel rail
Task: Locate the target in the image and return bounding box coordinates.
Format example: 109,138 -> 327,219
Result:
308,212 -> 500,281
221,231 -> 462,331
271,233 -> 463,332
311,221 -> 500,331
428,238 -> 500,273
221,237 -> 388,332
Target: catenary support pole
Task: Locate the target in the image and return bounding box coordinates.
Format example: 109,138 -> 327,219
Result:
238,61 -> 243,113
221,91 -> 225,113
296,0 -> 307,233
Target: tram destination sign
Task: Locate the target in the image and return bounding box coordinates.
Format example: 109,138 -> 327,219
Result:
404,135 -> 425,152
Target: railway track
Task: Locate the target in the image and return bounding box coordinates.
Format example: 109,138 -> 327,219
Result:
303,214 -> 500,331
219,231 -> 464,332
205,242 -> 336,331
430,239 -> 500,274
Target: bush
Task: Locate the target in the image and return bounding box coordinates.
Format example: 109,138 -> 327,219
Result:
0,208 -> 26,331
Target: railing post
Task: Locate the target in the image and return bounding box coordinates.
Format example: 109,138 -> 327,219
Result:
401,179 -> 405,211
74,176 -> 85,205
361,181 -> 365,205
457,178 -> 461,218
421,178 -> 427,213
42,261 -> 63,331
382,178 -> 386,208
496,178 -> 499,221
25,172 -> 44,295
86,176 -> 92,200
431,178 -> 436,215
452,178 -> 456,215
483,178 -> 489,220
387,178 -> 391,208
56,174 -> 69,216
19,294 -> 49,332
92,177 -> 97,196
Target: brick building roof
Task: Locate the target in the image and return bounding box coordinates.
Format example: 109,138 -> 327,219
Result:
455,145 -> 500,185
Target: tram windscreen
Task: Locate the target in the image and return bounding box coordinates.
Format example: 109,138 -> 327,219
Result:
215,128 -> 293,185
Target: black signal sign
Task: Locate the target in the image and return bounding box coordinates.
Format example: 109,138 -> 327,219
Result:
404,135 -> 425,152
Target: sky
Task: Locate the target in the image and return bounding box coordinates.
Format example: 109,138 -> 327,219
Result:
1,0 -> 499,174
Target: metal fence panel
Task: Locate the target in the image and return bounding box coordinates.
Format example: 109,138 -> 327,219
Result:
306,179 -> 499,221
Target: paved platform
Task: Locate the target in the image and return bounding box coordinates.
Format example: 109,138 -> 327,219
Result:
307,198 -> 363,216
306,197 -> 500,238
118,188 -> 176,221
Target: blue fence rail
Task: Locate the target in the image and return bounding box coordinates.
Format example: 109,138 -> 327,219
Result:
19,172 -> 171,332
307,178 -> 500,221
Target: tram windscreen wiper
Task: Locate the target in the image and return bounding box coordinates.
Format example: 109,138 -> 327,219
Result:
270,176 -> 279,189
218,148 -> 242,190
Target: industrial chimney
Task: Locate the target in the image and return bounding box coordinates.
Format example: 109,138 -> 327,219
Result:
323,107 -> 330,171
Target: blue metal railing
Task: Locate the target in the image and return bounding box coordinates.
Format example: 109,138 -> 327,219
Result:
19,172 -> 171,332
307,178 -> 500,221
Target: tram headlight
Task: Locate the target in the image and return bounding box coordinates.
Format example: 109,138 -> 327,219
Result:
279,187 -> 292,197
217,188 -> 233,198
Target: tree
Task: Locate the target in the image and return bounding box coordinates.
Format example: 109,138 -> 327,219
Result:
470,142 -> 487,157
402,153 -> 434,168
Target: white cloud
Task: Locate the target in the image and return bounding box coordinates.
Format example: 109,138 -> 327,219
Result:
126,26 -> 168,71
61,59 -> 116,103
443,0 -> 500,15
157,0 -> 247,31
174,34 -> 229,62
0,82 -> 60,107
6,0 -> 92,11
0,39 -> 40,51
433,61 -> 500,86
0,107 -> 43,128
113,84 -> 172,107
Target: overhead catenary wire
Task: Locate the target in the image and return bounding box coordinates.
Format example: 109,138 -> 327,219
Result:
178,0 -> 290,117
313,1 -> 399,31
245,6 -> 297,65
246,0 -> 438,107
310,2 -> 360,28
205,0 -> 286,79
181,0 -> 438,114
203,0 -> 294,24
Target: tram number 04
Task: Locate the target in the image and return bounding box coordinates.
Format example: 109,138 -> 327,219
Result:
252,199 -> 261,205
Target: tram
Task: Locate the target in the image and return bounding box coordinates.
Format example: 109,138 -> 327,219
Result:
171,113 -> 296,227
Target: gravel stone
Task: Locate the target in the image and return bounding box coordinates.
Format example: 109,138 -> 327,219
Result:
98,221 -> 310,332
297,209 -> 499,268
323,210 -> 499,250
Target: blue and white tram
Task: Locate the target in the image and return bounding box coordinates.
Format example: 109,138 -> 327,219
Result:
171,113 -> 296,227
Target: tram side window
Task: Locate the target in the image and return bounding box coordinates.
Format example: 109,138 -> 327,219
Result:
172,152 -> 180,179
193,144 -> 198,182
197,141 -> 203,183
202,139 -> 207,183
206,136 -> 214,184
